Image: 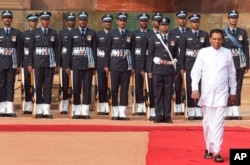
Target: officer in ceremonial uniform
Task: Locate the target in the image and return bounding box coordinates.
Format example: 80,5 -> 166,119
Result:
96,14 -> 113,115
28,11 -> 58,118
144,12 -> 162,120
107,12 -> 135,120
169,11 -> 190,115
20,13 -> 39,114
223,10 -> 249,120
179,14 -> 210,120
64,11 -> 97,119
147,17 -> 178,123
57,12 -> 76,115
133,13 -> 150,116
0,10 -> 21,117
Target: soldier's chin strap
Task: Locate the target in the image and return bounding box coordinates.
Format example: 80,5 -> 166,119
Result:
156,33 -> 177,70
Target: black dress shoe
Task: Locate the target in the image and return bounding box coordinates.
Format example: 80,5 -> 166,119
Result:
43,114 -> 53,119
0,113 -> 5,117
175,112 -> 182,115
225,116 -> 233,120
82,115 -> 90,119
60,111 -> 68,115
233,116 -> 243,120
149,116 -> 156,121
154,118 -> 164,123
6,113 -> 17,117
35,114 -> 43,118
180,112 -> 185,115
111,117 -> 119,120
188,116 -> 195,120
214,154 -> 224,163
141,112 -> 146,116
118,117 -> 130,120
72,115 -> 82,119
195,116 -> 203,120
23,111 -> 32,114
165,119 -> 173,123
204,150 -> 213,159
97,112 -> 106,115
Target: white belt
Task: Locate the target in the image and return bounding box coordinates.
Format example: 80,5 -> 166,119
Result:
35,47 -> 51,55
72,47 -> 92,56
186,49 -> 199,57
111,49 -> 129,57
153,57 -> 174,65
97,49 -> 105,57
0,47 -> 14,55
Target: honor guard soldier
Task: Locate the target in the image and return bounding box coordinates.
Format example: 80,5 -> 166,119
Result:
57,12 -> 76,115
64,11 -> 97,119
96,14 -> 113,115
28,11 -> 58,118
223,10 -> 249,120
20,13 -> 39,114
133,13 -> 150,116
147,17 -> 178,123
169,11 -> 190,115
144,12 -> 162,120
106,12 -> 135,120
0,10 -> 21,117
179,14 -> 210,120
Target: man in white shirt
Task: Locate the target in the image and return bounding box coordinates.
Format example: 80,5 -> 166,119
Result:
191,29 -> 236,163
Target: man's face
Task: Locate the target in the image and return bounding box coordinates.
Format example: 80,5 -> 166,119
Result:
116,19 -> 127,29
2,17 -> 12,27
40,19 -> 50,28
139,20 -> 148,29
210,32 -> 223,50
177,17 -> 187,27
159,24 -> 169,33
28,20 -> 38,29
103,21 -> 112,30
190,21 -> 200,30
66,20 -> 76,28
78,18 -> 88,28
152,20 -> 159,28
228,17 -> 238,26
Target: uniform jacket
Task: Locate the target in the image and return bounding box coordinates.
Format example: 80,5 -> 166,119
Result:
133,29 -> 150,72
28,27 -> 58,67
20,29 -> 33,67
179,28 -> 210,70
107,29 -> 135,72
58,28 -> 72,68
65,27 -> 97,70
96,29 -> 111,69
146,32 -> 178,75
169,27 -> 191,72
223,27 -> 249,69
0,27 -> 21,69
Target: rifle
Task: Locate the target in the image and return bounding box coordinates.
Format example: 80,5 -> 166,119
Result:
107,72 -> 112,119
183,72 -> 188,119
94,72 -> 99,114
31,69 -> 36,118
131,74 -> 135,115
21,68 -> 25,113
58,68 -> 63,113
144,72 -> 151,119
68,70 -> 74,119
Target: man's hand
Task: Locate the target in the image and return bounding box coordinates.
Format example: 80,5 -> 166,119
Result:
140,71 -> 145,78
65,68 -> 71,76
27,66 -> 33,74
191,90 -> 200,100
104,67 -> 109,77
228,95 -> 236,105
148,72 -> 153,79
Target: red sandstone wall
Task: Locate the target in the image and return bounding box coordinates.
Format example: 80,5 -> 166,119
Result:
29,0 -> 248,13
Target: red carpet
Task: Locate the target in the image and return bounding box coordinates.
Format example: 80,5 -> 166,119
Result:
1,125 -> 249,165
